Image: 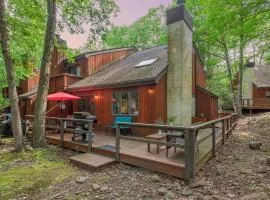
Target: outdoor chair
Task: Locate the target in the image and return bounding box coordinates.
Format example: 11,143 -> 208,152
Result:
106,116 -> 133,136
166,130 -> 200,157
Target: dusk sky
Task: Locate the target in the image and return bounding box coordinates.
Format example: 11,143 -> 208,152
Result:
61,0 -> 172,49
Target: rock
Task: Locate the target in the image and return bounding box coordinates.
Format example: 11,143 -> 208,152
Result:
257,167 -> 269,173
249,142 -> 262,149
267,157 -> 270,166
24,145 -> 33,151
239,192 -> 268,200
92,184 -> 100,191
76,176 -> 88,184
182,189 -> 193,196
258,157 -> 267,164
240,169 -> 253,175
166,191 -> 176,199
157,188 -> 167,196
100,186 -> 109,192
151,175 -> 161,182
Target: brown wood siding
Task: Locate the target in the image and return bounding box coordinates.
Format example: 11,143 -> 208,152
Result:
196,87 -> 218,121
86,49 -> 135,76
50,47 -> 66,76
252,84 -> 270,107
71,76 -> 167,136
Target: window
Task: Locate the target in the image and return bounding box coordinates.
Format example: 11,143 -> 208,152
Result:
135,58 -> 158,67
266,91 -> 270,98
67,65 -> 81,76
112,91 -> 139,115
78,95 -> 96,114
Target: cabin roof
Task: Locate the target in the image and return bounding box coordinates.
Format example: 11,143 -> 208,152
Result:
69,45 -> 168,90
254,65 -> 270,88
19,87 -> 38,99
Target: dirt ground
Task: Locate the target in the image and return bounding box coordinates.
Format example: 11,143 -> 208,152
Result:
2,113 -> 270,200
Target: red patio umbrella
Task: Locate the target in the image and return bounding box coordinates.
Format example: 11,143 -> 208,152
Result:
47,92 -> 81,117
47,92 -> 81,101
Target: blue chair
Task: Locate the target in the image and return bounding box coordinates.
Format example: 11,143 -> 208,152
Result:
106,116 -> 133,136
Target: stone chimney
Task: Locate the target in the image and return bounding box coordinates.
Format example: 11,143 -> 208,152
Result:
166,1 -> 193,126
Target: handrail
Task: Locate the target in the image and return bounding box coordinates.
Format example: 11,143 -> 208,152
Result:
117,122 -> 188,131
115,113 -> 238,180
25,115 -> 93,123
117,113 -> 237,131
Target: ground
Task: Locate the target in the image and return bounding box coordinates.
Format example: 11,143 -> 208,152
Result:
1,113 -> 270,200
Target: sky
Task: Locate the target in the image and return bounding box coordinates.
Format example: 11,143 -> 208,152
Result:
60,0 -> 172,49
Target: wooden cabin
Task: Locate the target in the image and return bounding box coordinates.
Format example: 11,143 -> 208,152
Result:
3,9 -> 218,130
242,64 -> 270,111
3,43 -> 218,129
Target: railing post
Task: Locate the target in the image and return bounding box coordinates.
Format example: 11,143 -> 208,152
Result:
221,119 -> 225,144
115,123 -> 120,162
228,117 -> 231,135
212,123 -> 216,157
184,129 -> 196,180
226,118 -> 229,138
60,119 -> 64,147
88,121 -> 93,152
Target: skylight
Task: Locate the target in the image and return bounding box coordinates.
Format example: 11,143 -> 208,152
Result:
135,58 -> 158,67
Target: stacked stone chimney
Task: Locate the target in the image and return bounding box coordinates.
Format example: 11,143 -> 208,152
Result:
166,1 -> 193,126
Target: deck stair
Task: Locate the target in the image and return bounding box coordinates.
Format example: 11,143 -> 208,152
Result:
69,152 -> 116,171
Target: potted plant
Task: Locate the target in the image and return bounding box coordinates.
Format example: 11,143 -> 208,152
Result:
168,116 -> 176,126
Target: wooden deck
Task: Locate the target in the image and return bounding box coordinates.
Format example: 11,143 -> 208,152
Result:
46,127 -> 223,179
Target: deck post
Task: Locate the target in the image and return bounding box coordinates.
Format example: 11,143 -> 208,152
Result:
88,121 -> 93,152
212,123 -> 216,157
228,117 -> 231,135
184,129 -> 196,180
60,119 -> 64,147
115,123 -> 120,162
226,118 -> 229,138
221,119 -> 225,144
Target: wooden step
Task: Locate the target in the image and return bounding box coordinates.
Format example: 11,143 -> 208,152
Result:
69,153 -> 116,171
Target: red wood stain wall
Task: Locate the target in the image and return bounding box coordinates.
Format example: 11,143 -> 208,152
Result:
73,49 -> 135,78
71,76 -> 167,136
252,84 -> 270,107
195,87 -> 218,121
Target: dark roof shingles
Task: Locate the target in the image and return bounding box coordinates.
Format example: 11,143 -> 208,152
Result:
69,45 -> 168,89
254,65 -> 270,88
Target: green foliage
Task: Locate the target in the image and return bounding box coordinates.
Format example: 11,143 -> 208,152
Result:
0,0 -> 47,87
102,5 -> 167,49
0,146 -> 78,200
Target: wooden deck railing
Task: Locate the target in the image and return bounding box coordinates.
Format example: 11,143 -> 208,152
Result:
25,115 -> 93,152
242,98 -> 270,108
115,113 -> 238,180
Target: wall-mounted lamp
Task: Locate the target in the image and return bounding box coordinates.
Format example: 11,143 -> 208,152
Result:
94,95 -> 100,100
148,89 -> 154,94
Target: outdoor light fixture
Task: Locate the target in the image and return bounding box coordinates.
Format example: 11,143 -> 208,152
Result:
148,89 -> 154,94
94,95 -> 100,100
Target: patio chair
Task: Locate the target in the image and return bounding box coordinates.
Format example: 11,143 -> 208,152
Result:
106,116 -> 133,136
166,129 -> 200,157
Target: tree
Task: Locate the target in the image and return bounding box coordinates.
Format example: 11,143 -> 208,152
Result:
186,0 -> 270,113
32,0 -> 118,148
102,5 -> 167,49
32,0 -> 56,148
0,0 -> 23,152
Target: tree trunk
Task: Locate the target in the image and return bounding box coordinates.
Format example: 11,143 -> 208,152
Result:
0,0 -> 23,152
224,43 -> 237,112
237,35 -> 244,116
237,4 -> 244,117
32,0 -> 56,148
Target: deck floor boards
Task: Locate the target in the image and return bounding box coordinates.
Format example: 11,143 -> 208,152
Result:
46,127 -> 223,178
